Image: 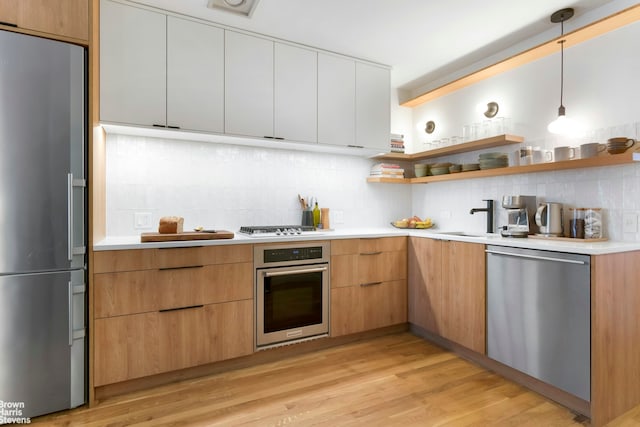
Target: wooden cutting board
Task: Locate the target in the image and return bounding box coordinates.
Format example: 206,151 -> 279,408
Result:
140,230 -> 234,242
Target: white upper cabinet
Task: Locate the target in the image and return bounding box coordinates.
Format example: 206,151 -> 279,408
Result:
224,31 -> 274,138
100,0 -> 166,126
167,16 -> 224,133
318,53 -> 356,147
356,63 -> 390,151
274,43 -> 317,143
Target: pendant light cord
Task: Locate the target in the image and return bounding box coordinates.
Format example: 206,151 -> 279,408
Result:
559,19 -> 565,110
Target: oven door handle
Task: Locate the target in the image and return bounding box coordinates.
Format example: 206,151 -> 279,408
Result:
263,266 -> 328,277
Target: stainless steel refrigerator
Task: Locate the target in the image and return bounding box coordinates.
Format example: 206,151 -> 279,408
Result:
0,30 -> 86,420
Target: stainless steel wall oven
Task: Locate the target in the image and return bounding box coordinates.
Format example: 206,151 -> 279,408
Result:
254,241 -> 330,349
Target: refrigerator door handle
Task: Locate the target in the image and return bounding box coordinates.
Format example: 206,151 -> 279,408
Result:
68,173 -> 87,260
68,280 -> 73,345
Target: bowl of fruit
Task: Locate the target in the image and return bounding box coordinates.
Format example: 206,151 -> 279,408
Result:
391,216 -> 434,229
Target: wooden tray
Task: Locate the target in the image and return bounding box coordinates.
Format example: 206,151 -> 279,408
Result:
141,230 -> 234,242
529,234 -> 607,243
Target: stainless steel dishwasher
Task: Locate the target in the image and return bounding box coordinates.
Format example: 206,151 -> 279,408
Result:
486,245 -> 590,401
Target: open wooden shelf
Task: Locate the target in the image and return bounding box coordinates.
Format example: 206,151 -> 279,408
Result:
373,134 -> 524,162
367,149 -> 640,184
401,4 -> 640,108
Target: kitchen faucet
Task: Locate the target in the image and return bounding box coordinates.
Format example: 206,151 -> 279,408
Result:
470,199 -> 494,233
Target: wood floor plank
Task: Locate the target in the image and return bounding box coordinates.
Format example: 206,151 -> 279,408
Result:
32,333 -> 609,426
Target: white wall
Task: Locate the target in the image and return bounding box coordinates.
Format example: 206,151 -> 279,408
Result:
409,21 -> 640,241
105,134 -> 411,236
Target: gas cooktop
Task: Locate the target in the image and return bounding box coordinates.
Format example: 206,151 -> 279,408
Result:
239,225 -> 319,237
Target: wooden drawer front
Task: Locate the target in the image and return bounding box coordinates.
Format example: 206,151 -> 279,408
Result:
95,262 -> 253,318
94,249 -> 155,273
331,250 -> 406,288
359,236 -> 405,253
94,312 -> 160,386
155,245 -> 252,269
158,305 -> 208,372
331,279 -> 407,337
202,262 -> 253,304
331,239 -> 360,256
94,244 -> 253,273
93,299 -> 253,386
204,299 -> 253,362
358,250 -> 406,284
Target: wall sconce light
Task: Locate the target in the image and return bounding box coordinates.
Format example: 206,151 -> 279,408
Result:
483,102 -> 499,118
425,121 -> 435,134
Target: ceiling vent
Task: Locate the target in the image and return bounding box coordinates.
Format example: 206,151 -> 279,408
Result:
206,0 -> 261,17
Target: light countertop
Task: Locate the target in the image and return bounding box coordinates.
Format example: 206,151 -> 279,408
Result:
93,227 -> 640,255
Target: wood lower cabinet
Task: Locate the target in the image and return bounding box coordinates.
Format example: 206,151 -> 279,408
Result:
408,237 -> 485,353
93,245 -> 254,387
330,237 -> 407,336
0,0 -> 88,42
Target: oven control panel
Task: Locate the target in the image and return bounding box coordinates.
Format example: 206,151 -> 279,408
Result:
254,241 -> 330,268
264,246 -> 323,263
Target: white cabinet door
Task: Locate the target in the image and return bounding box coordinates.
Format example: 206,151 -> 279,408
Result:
100,0 -> 166,126
167,17 -> 224,133
274,43 -> 317,143
318,53 -> 356,147
356,63 -> 390,150
225,31 -> 274,138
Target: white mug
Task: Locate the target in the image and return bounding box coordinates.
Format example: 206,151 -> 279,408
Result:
554,146 -> 575,161
580,142 -> 606,158
532,148 -> 553,164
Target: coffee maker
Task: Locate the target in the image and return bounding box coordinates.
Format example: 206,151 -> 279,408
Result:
500,195 -> 538,237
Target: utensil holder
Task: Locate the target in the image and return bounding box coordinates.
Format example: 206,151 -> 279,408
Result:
301,209 -> 314,227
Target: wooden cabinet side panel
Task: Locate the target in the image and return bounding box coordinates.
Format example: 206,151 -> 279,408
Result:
442,241 -> 486,354
592,251 -> 640,426
0,0 -> 18,26
19,0 -> 89,40
407,237 -> 443,334
94,313 -> 159,386
205,300 -> 253,362
202,262 -> 253,304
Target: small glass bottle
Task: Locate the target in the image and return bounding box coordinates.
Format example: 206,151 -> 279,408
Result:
313,202 -> 321,227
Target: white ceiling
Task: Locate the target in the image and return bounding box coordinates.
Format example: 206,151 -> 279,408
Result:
130,0 -> 616,91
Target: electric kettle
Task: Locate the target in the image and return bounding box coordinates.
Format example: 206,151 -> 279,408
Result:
535,202 -> 563,236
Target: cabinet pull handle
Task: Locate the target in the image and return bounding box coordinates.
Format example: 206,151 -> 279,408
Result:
263,136 -> 274,139
152,124 -> 166,128
157,246 -> 204,250
158,265 -> 204,271
167,125 -> 180,129
159,304 -> 204,313
274,137 -> 284,140
360,251 -> 382,256
347,145 -> 364,149
360,281 -> 383,287
0,21 -> 18,27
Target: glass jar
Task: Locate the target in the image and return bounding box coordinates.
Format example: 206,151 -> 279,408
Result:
584,208 -> 603,239
568,208 -> 585,238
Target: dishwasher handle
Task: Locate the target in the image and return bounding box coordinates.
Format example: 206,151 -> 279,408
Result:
485,249 -> 588,265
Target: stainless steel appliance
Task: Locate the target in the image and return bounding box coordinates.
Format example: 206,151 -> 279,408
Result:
0,30 -> 86,419
486,246 -> 590,401
535,202 -> 564,236
254,241 -> 330,349
500,195 -> 537,237
240,225 -> 321,238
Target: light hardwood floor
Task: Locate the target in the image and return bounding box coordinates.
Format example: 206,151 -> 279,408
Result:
33,332 -> 623,426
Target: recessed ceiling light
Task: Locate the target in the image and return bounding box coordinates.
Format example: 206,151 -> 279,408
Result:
207,0 -> 260,17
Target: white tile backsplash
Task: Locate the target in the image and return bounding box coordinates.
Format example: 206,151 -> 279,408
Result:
105,134 -> 412,236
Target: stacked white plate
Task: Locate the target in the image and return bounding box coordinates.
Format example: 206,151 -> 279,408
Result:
478,152 -> 509,170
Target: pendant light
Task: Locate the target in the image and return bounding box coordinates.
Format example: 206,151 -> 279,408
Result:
547,8 -> 580,136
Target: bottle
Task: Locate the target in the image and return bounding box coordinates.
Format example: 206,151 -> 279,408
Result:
313,201 -> 320,227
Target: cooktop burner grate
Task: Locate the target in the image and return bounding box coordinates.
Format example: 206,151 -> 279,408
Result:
239,225 -> 316,235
